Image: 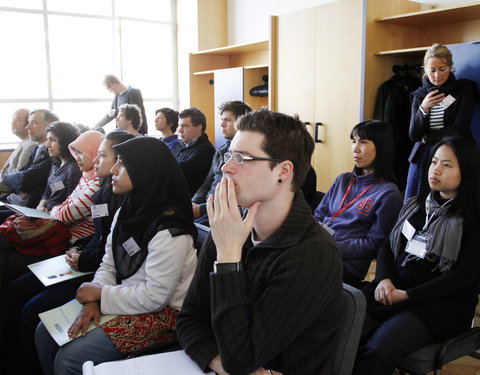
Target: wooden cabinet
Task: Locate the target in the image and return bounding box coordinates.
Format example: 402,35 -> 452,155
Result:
271,0 -> 366,192
189,41 -> 269,144
272,0 -> 480,191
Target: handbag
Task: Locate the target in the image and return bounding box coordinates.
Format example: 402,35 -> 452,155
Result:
0,214 -> 71,256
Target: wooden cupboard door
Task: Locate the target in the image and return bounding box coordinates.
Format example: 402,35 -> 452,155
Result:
313,0 -> 364,192
274,8 -> 316,123
214,67 -> 244,148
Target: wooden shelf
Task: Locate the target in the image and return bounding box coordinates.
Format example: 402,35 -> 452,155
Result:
375,46 -> 429,57
376,2 -> 480,27
193,70 -> 214,76
193,64 -> 268,75
244,64 -> 268,70
191,41 -> 268,56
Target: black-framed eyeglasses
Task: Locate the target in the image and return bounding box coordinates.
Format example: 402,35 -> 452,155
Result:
223,151 -> 283,165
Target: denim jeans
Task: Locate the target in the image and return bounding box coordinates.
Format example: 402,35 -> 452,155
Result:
353,309 -> 434,375
35,323 -> 121,375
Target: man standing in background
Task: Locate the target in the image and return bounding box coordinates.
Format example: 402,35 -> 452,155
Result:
96,74 -> 148,135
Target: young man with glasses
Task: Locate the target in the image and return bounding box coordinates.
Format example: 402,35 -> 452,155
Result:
177,108 -> 344,375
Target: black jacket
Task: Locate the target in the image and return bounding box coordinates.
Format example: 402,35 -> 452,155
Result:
408,74 -> 479,162
176,133 -> 215,198
3,145 -> 52,208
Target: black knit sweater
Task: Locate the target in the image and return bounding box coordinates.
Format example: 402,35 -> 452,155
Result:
177,193 -> 344,374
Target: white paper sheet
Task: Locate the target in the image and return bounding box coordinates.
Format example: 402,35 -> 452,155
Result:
3,202 -> 52,218
82,350 -> 214,375
39,299 -> 116,346
28,254 -> 93,287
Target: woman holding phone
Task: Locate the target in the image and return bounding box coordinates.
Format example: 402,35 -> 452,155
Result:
404,43 -> 479,201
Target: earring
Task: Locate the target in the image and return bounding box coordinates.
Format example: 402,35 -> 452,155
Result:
277,178 -> 283,184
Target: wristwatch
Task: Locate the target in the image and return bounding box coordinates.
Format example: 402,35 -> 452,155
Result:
213,261 -> 243,274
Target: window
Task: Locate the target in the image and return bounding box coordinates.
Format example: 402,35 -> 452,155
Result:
0,0 -> 177,145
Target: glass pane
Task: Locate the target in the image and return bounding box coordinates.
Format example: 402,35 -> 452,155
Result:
0,103 -> 49,145
120,20 -> 173,99
52,102 -> 113,129
0,0 -> 42,9
48,15 -> 114,99
46,0 -> 111,16
116,0 -> 170,21
0,12 -> 48,99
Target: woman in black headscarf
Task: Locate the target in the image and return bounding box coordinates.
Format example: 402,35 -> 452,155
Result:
36,137 -> 198,375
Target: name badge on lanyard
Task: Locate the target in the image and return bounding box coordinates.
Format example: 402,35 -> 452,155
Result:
321,223 -> 335,236
50,180 -> 65,193
405,233 -> 428,259
91,204 -> 109,219
122,237 -> 141,256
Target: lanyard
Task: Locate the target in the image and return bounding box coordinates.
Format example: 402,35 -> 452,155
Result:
423,192 -> 453,231
329,177 -> 375,223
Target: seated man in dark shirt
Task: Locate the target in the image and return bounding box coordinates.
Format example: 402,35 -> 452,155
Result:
192,100 -> 252,225
175,108 -> 215,197
154,107 -> 183,157
177,108 -> 344,375
2,109 -> 58,208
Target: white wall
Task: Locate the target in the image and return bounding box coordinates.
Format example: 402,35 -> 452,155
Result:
227,0 -> 475,45
227,0 -> 335,45
177,0 -> 198,110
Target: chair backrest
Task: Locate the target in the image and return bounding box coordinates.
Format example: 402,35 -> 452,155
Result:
333,283 -> 367,375
194,222 -> 211,255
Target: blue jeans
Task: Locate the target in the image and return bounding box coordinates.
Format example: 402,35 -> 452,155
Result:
353,310 -> 434,375
35,323 -> 121,375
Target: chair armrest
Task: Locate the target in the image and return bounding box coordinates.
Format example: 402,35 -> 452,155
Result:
435,327 -> 480,369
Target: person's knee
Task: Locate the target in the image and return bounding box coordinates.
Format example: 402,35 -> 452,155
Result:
54,347 -> 82,375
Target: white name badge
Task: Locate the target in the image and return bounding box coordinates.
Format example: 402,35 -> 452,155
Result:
441,94 -> 456,110
91,203 -> 109,219
401,220 -> 416,241
50,180 -> 65,193
122,237 -> 141,257
405,234 -> 427,259
321,222 -> 335,236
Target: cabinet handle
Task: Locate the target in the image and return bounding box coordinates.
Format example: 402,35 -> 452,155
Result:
303,121 -> 315,140
314,122 -> 324,143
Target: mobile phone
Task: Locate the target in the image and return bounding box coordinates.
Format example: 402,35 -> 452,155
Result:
429,86 -> 442,94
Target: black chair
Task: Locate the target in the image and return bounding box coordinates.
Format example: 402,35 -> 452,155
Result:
397,326 -> 480,375
195,222 -> 210,255
333,283 -> 367,375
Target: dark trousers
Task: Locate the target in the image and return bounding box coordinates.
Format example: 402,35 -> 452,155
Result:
1,271 -> 91,375
353,309 -> 434,375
